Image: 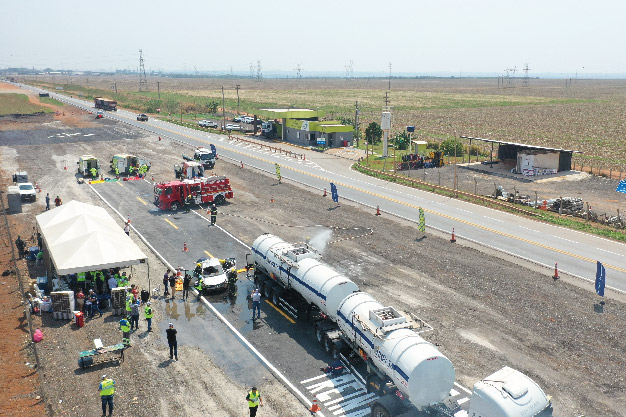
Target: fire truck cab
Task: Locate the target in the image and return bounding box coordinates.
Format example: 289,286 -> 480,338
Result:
154,176 -> 233,211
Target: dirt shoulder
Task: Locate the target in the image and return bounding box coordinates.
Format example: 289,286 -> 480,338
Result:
2,97 -> 625,416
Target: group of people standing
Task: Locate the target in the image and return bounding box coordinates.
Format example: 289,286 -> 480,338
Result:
162,269 -> 192,300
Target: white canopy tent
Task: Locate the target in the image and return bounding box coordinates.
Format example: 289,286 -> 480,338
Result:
36,200 -> 147,275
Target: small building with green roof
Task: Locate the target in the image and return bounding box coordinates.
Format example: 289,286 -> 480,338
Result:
255,108 -> 353,148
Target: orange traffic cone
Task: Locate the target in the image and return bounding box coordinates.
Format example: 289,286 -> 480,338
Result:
375,205 -> 381,216
323,188 -> 327,197
450,228 -> 456,243
270,196 -> 275,203
309,398 -> 321,413
158,136 -> 162,141
240,161 -> 244,169
183,242 -> 188,252
552,262 -> 559,280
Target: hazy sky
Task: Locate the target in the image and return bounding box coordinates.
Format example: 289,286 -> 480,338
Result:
1,0 -> 624,75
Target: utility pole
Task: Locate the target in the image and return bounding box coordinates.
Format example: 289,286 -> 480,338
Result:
354,101 -> 360,148
157,81 -> 161,99
384,91 -> 390,107
235,84 -> 240,115
388,62 -> 392,90
138,49 -> 148,92
221,86 -> 226,130
114,82 -> 117,94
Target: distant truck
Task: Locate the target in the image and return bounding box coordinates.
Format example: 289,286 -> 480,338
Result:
94,97 -> 117,111
110,154 -> 151,176
154,176 -> 233,211
261,121 -> 277,139
77,155 -> 100,178
182,147 -> 216,169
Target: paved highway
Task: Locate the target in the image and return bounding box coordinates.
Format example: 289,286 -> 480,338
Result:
27,85 -> 626,294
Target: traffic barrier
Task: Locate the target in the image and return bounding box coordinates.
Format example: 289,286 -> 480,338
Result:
450,228 -> 456,243
323,188 -> 327,197
309,397 -> 321,413
183,242 -> 188,252
375,205 -> 381,216
553,262 -> 559,279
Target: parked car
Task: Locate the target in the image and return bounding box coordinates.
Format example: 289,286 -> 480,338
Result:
18,183 -> 37,201
198,120 -> 218,128
225,124 -> 241,131
242,116 -> 254,124
137,114 -> 148,121
233,116 -> 243,122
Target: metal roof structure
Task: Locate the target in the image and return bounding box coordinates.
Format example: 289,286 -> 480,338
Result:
460,136 -> 582,154
256,108 -> 324,119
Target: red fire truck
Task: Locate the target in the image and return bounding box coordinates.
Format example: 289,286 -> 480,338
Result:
154,176 -> 233,211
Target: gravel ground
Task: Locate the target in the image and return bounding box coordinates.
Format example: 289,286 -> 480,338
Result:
2,97 -> 625,416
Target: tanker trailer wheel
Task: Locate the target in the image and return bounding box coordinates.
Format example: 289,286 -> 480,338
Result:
315,324 -> 325,344
371,404 -> 392,417
170,202 -> 180,211
271,288 -> 281,305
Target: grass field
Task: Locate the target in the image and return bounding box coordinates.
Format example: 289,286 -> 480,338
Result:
25,75 -> 626,170
0,93 -> 51,115
39,96 -> 64,107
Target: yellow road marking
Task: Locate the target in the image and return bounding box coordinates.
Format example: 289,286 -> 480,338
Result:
136,196 -> 147,206
164,218 -> 178,229
265,300 -> 295,324
204,250 -> 213,258
117,114 -> 626,274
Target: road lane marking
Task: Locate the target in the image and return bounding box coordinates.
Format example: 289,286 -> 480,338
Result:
79,104 -> 626,275
204,250 -> 213,258
164,218 -> 178,229
265,300 -> 296,324
136,196 -> 147,206
116,181 -> 124,187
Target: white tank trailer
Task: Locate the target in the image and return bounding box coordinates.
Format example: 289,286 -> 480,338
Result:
251,234 -> 553,417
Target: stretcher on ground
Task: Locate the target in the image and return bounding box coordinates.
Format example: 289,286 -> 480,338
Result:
78,338 -> 126,369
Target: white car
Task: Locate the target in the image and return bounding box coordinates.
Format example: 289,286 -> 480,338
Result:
225,124 -> 241,131
193,257 -> 236,293
242,116 -> 254,124
18,183 -> 37,201
198,120 -> 218,128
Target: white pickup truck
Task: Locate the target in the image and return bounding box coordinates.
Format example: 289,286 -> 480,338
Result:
18,183 -> 37,201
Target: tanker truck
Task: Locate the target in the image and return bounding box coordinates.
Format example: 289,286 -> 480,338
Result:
251,234 -> 553,417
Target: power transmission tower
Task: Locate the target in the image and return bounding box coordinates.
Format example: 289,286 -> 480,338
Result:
503,66 -> 516,88
138,49 -> 148,91
293,64 -> 303,79
249,63 -> 254,79
523,63 -> 531,87
345,60 -> 354,81
256,60 -> 262,81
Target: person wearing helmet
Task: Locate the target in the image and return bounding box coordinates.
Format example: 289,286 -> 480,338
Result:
144,301 -> 153,332
210,204 -> 217,226
99,374 -> 115,416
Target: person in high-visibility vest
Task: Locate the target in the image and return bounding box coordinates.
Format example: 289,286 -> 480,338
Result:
114,166 -> 120,176
99,375 -> 115,416
125,295 -> 132,320
90,167 -> 97,178
119,318 -> 131,346
144,302 -> 153,332
246,387 -> 263,417
128,165 -> 134,176
76,271 -> 86,291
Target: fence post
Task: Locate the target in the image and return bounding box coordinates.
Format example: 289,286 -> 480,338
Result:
559,196 -> 562,216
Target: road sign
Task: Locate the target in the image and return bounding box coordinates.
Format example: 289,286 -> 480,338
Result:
596,261 -> 606,297
330,183 -> 338,203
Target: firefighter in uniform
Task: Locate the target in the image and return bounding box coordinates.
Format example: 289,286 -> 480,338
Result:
183,194 -> 192,213
119,317 -> 131,346
210,204 -> 217,226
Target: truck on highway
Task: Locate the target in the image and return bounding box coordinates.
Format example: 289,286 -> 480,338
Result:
250,234 -> 553,417
94,97 -> 117,111
153,176 -> 233,211
182,147 -> 216,170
